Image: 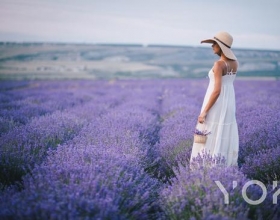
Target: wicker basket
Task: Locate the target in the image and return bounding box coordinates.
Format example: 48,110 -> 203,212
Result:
194,134 -> 207,144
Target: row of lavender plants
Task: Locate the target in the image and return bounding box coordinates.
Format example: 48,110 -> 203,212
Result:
0,79 -> 280,219
0,80 -> 130,186
154,80 -> 280,219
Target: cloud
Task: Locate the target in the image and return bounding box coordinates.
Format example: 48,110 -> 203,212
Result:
0,0 -> 280,49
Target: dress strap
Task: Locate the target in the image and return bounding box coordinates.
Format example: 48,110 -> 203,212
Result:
221,60 -> 229,73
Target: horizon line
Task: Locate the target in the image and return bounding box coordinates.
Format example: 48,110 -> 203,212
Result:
0,41 -> 280,52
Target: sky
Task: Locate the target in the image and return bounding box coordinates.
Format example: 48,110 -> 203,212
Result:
0,0 -> 280,50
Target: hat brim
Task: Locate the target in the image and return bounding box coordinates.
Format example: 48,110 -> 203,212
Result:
201,39 -> 216,44
201,38 -> 237,60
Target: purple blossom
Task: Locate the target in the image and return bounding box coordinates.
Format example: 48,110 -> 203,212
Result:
241,145 -> 280,184
160,161 -> 250,219
0,79 -> 280,219
194,128 -> 211,136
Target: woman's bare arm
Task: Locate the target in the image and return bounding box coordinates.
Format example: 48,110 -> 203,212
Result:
198,61 -> 223,123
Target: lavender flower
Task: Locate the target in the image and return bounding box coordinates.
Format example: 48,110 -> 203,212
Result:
194,128 -> 211,136
0,79 -> 280,219
241,145 -> 280,184
160,161 -> 250,220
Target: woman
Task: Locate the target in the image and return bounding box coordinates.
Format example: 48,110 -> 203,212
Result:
190,31 -> 239,166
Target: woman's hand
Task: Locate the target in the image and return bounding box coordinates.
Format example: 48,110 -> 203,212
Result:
198,111 -> 207,123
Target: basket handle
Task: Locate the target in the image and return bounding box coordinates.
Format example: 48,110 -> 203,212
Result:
196,122 -> 207,131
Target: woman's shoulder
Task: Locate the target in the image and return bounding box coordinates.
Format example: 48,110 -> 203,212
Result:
213,59 -> 238,74
214,60 -> 226,67
212,60 -> 225,72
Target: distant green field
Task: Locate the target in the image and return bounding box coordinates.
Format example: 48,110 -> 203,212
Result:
0,43 -> 279,80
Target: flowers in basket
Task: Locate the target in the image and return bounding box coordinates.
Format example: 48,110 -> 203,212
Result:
194,128 -> 211,144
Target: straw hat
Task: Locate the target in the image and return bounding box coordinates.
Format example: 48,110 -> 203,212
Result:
201,31 -> 237,60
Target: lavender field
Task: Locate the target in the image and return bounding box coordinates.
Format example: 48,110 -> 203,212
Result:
0,79 -> 280,219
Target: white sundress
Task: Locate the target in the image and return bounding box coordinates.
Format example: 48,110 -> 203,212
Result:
190,62 -> 239,166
